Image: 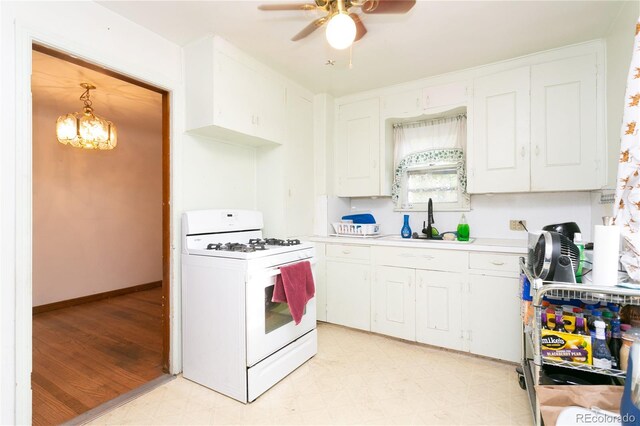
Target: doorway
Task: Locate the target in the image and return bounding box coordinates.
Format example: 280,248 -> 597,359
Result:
30,44 -> 171,425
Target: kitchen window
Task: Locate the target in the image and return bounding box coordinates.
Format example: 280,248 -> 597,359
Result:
392,114 -> 469,211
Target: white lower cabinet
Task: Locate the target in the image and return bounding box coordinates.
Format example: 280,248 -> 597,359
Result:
468,274 -> 521,363
325,244 -> 371,331
372,266 -> 415,340
467,252 -> 523,362
322,242 -> 523,362
415,270 -> 464,351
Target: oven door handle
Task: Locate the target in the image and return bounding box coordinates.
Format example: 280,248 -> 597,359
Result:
258,259 -> 317,279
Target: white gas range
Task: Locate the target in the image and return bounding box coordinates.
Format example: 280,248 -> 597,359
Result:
181,209 -> 317,403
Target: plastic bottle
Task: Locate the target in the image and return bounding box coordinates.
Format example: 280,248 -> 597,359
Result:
610,305 -> 621,322
401,215 -> 412,239
583,303 -> 598,318
574,232 -> 585,283
588,309 -> 603,335
603,310 -> 613,342
457,213 -> 469,242
592,320 -> 613,369
609,319 -> 622,369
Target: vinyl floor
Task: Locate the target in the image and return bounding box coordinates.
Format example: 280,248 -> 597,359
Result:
32,287 -> 164,426
90,322 -> 533,425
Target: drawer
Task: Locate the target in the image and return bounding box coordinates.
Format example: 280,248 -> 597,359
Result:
326,244 -> 370,262
373,246 -> 468,272
469,252 -> 520,274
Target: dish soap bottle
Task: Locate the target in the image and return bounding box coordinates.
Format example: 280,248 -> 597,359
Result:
457,213 -> 470,242
401,215 -> 412,239
593,320 -> 613,369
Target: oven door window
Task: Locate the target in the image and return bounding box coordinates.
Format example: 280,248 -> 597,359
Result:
264,284 -> 305,334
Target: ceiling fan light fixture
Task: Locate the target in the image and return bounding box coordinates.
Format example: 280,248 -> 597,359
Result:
325,12 -> 356,50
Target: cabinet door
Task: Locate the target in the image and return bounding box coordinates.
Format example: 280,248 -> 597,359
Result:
468,275 -> 521,362
469,67 -> 530,193
284,91 -> 314,238
326,260 -> 370,331
213,51 -> 254,134
372,266 -> 416,340
415,270 -> 464,350
530,54 -> 599,191
422,83 -> 467,110
335,98 -> 380,197
256,74 -> 285,143
314,244 -> 327,322
381,89 -> 422,117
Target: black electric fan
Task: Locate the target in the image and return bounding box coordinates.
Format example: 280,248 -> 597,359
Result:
532,231 -> 580,283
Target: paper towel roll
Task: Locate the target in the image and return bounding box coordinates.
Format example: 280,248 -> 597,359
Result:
592,225 -> 621,286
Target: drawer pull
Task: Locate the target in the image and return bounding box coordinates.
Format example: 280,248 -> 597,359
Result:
399,253 -> 415,258
342,250 -> 351,254
421,255 -> 434,260
491,261 -> 505,266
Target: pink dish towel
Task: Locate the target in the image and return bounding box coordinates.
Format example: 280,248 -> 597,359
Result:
272,261 -> 315,325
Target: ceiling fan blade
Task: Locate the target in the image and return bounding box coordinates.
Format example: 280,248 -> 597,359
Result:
350,13 -> 368,42
361,0 -> 416,14
291,17 -> 327,41
258,3 -> 317,11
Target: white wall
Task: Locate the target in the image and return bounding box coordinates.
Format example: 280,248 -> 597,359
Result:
181,134 -> 257,212
1,1 -> 274,422
31,83 -> 163,306
1,2 -> 183,422
348,192 -> 593,241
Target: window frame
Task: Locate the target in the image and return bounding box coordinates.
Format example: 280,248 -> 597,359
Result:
392,148 -> 470,212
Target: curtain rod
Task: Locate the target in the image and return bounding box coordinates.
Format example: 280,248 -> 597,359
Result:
392,113 -> 467,129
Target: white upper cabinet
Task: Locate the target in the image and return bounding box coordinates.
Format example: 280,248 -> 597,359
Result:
335,97 -> 381,197
469,46 -> 604,194
469,67 -> 531,193
382,83 -> 468,118
184,36 -> 286,146
530,54 -> 599,191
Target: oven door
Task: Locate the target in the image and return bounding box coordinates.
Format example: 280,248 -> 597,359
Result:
246,260 -> 317,367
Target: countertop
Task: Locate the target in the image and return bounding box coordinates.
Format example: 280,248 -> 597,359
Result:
310,235 -> 527,254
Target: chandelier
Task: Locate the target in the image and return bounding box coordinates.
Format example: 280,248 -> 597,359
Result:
56,83 -> 117,150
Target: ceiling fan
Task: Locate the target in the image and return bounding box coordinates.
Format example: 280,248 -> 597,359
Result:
258,0 -> 416,49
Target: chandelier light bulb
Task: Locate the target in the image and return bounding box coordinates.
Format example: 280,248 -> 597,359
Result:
55,83 -> 117,150
326,12 -> 356,50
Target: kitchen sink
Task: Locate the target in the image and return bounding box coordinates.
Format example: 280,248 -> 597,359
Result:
380,235 -> 476,244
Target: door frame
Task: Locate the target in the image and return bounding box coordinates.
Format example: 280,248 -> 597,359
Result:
31,43 -> 172,371
8,24 -> 180,422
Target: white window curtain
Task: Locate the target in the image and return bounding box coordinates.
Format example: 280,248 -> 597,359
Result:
393,114 -> 467,168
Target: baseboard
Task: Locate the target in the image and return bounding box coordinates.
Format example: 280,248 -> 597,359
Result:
33,281 -> 162,315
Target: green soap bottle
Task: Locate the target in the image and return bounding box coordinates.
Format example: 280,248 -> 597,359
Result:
457,213 -> 470,241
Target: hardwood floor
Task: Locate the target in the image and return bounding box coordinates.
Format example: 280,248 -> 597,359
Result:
32,287 -> 164,426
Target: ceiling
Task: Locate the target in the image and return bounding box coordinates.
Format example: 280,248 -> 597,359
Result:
31,50 -> 162,126
97,0 -> 627,97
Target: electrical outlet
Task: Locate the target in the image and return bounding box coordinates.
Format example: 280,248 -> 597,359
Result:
510,220 -> 527,231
